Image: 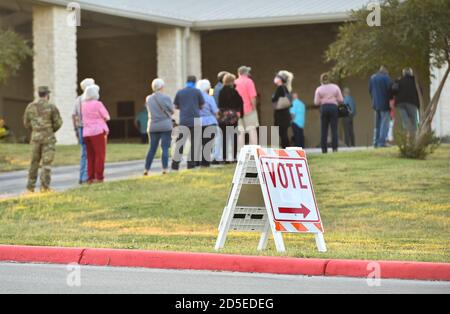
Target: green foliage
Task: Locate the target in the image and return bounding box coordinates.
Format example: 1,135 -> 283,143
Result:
395,127 -> 441,160
0,29 -> 32,83
327,0 -> 450,159
326,0 -> 450,80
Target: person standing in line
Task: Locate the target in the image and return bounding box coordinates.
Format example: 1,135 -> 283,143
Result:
235,66 -> 259,150
23,86 -> 63,193
213,71 -> 230,106
218,74 -> 244,162
144,79 -> 174,175
72,78 -> 95,185
369,66 -> 393,148
392,68 -> 420,136
82,85 -> 110,184
342,87 -> 357,147
314,73 -> 344,154
197,79 -> 220,167
135,107 -> 149,144
171,76 -> 205,171
290,92 -> 306,148
272,71 -> 294,149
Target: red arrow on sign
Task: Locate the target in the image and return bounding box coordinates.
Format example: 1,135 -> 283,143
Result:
278,204 -> 311,218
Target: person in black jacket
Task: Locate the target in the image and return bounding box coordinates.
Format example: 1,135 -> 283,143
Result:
272,71 -> 294,149
393,68 -> 420,135
218,74 -> 244,162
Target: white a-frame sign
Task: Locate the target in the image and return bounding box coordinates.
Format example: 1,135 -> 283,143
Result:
215,146 -> 327,253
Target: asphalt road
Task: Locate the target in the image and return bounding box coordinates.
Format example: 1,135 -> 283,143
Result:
0,263 -> 448,294
0,160 -> 161,199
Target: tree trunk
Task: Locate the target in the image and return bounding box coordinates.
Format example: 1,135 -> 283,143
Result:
414,71 -> 426,118
415,62 -> 450,145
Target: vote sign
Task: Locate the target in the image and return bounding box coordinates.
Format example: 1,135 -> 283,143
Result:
216,146 -> 327,253
259,155 -> 320,223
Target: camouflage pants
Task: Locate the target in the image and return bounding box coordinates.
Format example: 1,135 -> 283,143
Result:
27,142 -> 56,191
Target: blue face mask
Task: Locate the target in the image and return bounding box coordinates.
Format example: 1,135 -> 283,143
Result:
186,82 -> 196,88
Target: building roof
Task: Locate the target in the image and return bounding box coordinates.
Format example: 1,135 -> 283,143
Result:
39,0 -> 371,29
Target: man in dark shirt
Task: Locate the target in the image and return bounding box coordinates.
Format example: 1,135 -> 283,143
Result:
172,76 -> 205,170
392,68 -> 420,135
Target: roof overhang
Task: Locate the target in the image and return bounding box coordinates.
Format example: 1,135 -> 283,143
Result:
36,0 -> 193,27
192,12 -> 351,31
35,0 -> 352,30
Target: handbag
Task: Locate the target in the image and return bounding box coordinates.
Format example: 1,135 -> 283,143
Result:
218,109 -> 239,126
153,95 -> 177,128
338,103 -> 351,118
274,86 -> 292,111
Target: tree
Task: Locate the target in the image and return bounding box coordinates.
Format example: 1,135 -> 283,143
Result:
0,29 -> 32,83
326,0 -> 450,159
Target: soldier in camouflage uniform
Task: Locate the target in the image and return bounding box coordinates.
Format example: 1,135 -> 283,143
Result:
23,86 -> 63,193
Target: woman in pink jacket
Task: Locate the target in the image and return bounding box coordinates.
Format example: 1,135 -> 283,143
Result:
82,85 -> 110,183
314,73 -> 344,154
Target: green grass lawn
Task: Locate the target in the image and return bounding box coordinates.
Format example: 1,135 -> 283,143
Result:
0,146 -> 449,262
0,143 -> 149,172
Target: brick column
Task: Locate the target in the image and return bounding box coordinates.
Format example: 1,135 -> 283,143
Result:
431,64 -> 450,138
157,27 -> 184,99
187,30 -> 202,80
33,5 -> 78,145
157,27 -> 202,99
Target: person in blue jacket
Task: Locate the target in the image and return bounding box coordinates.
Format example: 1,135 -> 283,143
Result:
369,66 -> 393,148
343,87 -> 357,147
290,92 -> 306,148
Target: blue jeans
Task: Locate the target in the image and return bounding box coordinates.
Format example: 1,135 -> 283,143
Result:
374,110 -> 391,147
145,131 -> 172,171
78,128 -> 88,183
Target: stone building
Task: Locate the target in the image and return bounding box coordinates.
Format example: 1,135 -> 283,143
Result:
0,0 -> 448,145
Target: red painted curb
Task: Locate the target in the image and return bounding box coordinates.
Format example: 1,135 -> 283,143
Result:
0,245 -> 449,281
326,260 -> 450,281
0,245 -> 83,265
79,248 -> 327,277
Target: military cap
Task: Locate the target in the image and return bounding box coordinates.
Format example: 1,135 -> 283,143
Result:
38,86 -> 51,94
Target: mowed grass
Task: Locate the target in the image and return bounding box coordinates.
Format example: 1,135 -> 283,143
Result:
0,143 -> 149,172
0,146 -> 449,262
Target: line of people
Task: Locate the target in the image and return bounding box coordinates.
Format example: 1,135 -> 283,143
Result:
142,67 -> 312,175
72,65 -> 419,183
369,66 -> 421,148
72,67 -> 356,181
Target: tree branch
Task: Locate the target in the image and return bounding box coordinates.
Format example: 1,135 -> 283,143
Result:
419,63 -> 450,134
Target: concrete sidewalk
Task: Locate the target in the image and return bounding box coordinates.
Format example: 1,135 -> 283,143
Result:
0,147 -> 370,199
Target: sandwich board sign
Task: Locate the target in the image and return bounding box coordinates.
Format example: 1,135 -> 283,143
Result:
215,145 -> 327,253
